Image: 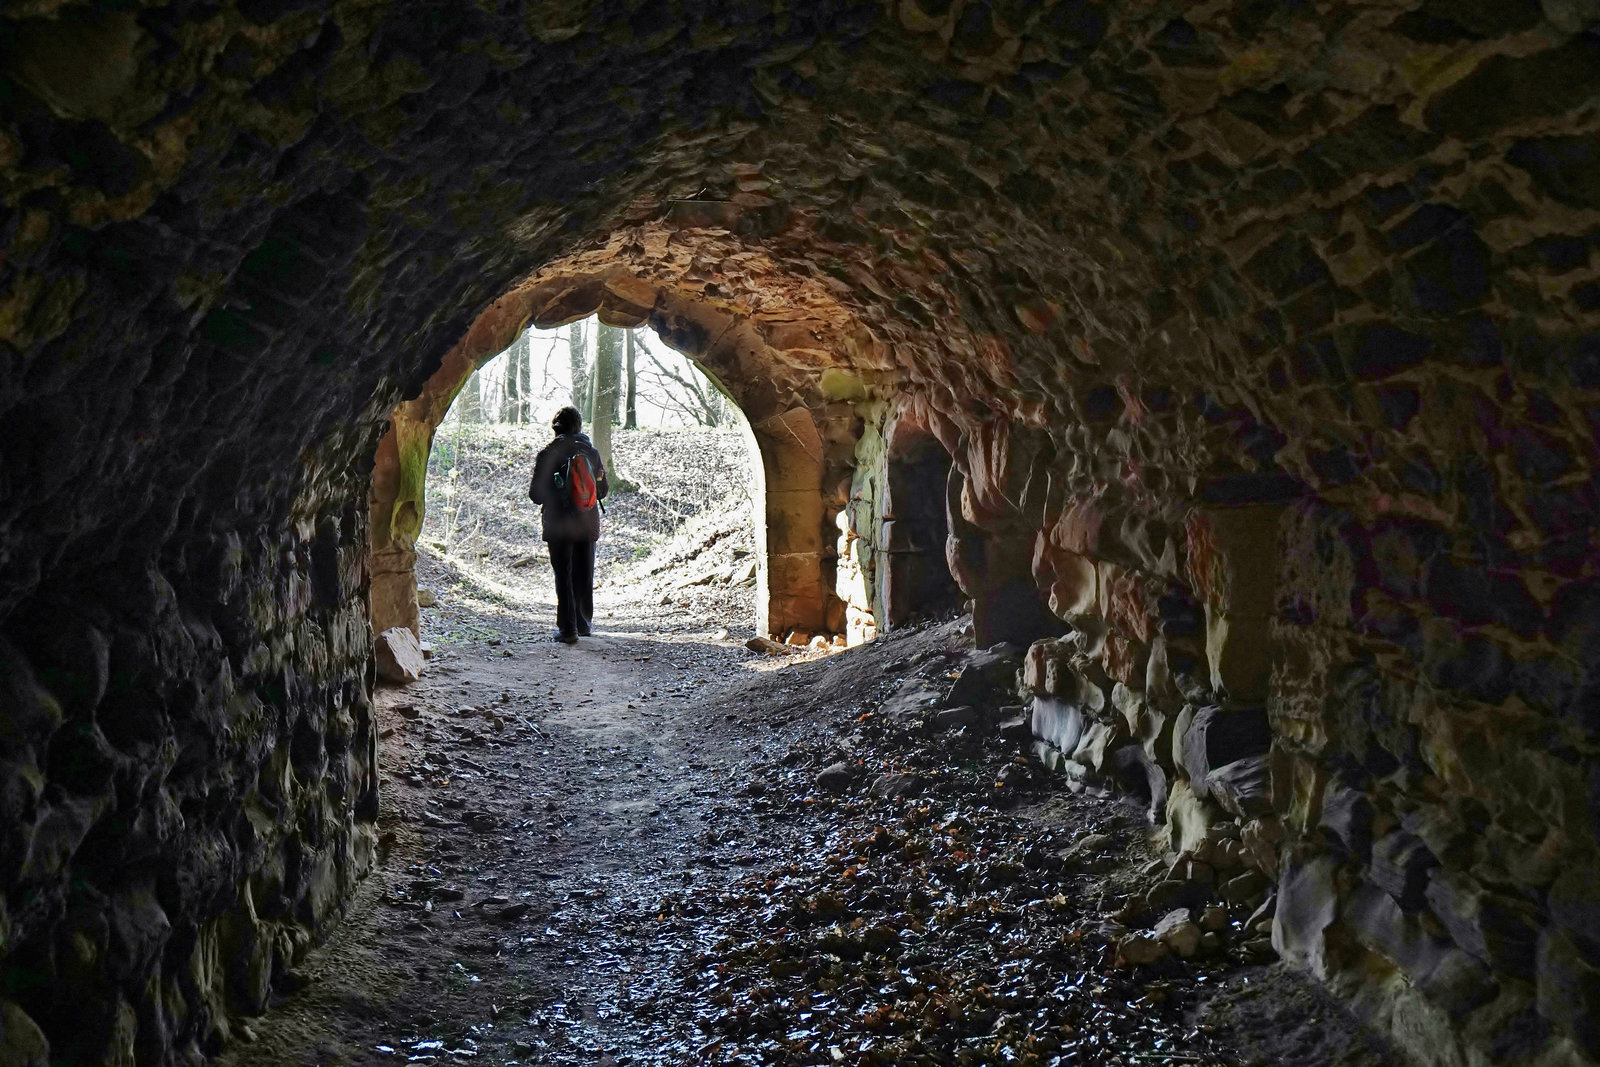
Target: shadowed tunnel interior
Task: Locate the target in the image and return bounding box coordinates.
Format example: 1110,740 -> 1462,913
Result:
2,1 -> 1600,1064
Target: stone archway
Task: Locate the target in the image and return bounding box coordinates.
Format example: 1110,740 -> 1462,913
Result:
879,410 -> 963,629
369,253 -> 875,645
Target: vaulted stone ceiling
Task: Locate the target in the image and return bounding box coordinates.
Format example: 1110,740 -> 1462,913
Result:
1,1 -> 1598,1064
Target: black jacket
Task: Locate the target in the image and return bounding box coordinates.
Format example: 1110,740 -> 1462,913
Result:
529,432 -> 609,542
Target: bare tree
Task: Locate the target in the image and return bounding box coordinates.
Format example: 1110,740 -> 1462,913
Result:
567,321 -> 591,420
538,335 -> 559,400
624,328 -> 638,429
638,344 -> 729,426
522,333 -> 534,422
502,332 -> 523,423
458,368 -> 483,423
589,323 -> 624,473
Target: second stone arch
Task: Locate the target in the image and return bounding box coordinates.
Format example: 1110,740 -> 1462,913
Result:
368,264 -> 876,646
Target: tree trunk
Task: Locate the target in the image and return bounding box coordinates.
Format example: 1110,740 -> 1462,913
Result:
459,369 -> 483,423
567,322 -> 591,420
624,328 -> 638,429
503,334 -> 522,423
522,334 -> 533,423
589,323 -> 623,474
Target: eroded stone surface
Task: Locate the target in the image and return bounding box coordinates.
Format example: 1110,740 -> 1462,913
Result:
1,1 -> 1599,1063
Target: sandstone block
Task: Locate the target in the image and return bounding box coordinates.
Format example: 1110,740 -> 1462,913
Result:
869,772 -> 923,799
881,678 -> 941,720
964,418 -> 1044,522
0,999 -> 49,1066
1537,927 -> 1600,1056
1111,744 -> 1169,823
375,626 -> 424,684
1145,877 -> 1211,914
1144,636 -> 1184,713
931,705 -> 979,731
1247,894 -> 1277,934
1111,681 -> 1144,731
1203,608 -> 1273,702
1320,783 -> 1375,864
945,645 -> 1022,708
1153,908 -> 1202,958
1021,636 -> 1076,697
1033,740 -> 1067,774
1425,869 -> 1540,981
1057,756 -> 1101,794
1220,870 -> 1270,907
1031,534 -> 1097,619
1100,632 -> 1148,686
1240,816 -> 1285,874
995,707 -> 1031,742
753,408 -> 823,493
1343,882 -> 1495,1017
1185,506 -> 1281,618
765,552 -> 827,633
1071,719 -> 1127,773
1368,830 -> 1436,911
1206,756 -> 1273,818
1272,853 -> 1338,975
1180,706 -> 1271,799
1139,707 -> 1176,772
1031,696 -> 1083,755
1163,778 -> 1221,856
1117,931 -> 1168,966
765,491 -> 825,555
1097,562 -> 1151,641
1050,499 -> 1104,557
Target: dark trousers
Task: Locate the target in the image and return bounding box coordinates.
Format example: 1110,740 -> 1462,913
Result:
548,539 -> 595,636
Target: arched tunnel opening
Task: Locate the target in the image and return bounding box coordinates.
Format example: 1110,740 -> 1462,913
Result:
369,262 -> 876,654
391,314 -> 769,664
2,2 -> 1600,1065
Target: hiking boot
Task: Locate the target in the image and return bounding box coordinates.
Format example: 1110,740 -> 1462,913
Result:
554,631 -> 578,645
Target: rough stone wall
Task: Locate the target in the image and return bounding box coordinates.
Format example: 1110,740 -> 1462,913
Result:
0,508 -> 377,1064
2,0 -> 1599,1063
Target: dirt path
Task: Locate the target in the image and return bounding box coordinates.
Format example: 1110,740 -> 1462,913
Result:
221,585 -> 1409,1067
222,610 -> 760,1065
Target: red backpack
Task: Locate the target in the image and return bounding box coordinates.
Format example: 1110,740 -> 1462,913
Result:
556,451 -> 600,511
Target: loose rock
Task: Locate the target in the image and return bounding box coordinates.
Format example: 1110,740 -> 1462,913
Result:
376,627 -> 426,684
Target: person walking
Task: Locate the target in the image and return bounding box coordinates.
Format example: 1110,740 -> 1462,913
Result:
528,406 -> 609,643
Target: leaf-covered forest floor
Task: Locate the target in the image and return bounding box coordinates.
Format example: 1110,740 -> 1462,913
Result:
219,430 -> 1408,1067
415,423 -> 762,645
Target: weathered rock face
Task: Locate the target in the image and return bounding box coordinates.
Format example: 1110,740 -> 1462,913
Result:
1,1 -> 1598,1063
0,515 -> 377,1064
